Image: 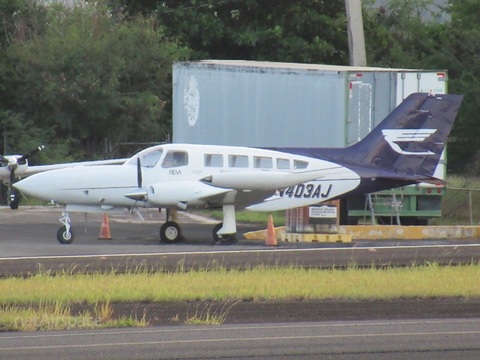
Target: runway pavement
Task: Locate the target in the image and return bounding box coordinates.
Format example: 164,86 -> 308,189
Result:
1,206 -> 480,276
2,319 -> 480,359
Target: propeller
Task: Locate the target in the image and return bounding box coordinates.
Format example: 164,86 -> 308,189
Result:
137,157 -> 142,188
124,157 -> 148,202
17,145 -> 45,164
1,145 -> 45,210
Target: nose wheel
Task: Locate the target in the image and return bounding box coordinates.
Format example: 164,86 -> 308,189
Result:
57,211 -> 74,244
57,225 -> 74,244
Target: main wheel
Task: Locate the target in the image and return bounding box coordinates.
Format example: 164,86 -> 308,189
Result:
212,223 -> 237,245
57,226 -> 74,244
160,221 -> 182,244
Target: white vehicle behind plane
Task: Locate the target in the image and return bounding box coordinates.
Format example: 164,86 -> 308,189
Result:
14,93 -> 463,245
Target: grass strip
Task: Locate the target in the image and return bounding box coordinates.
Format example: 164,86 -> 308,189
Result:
2,263 -> 479,330
0,300 -> 147,331
1,263 -> 480,305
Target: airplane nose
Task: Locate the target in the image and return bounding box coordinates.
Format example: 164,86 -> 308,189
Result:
13,176 -> 34,195
13,174 -> 50,200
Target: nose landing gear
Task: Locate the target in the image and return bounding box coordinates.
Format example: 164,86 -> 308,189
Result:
57,211 -> 74,244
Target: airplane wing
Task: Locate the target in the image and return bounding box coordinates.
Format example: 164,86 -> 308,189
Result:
122,178 -> 278,211
1,143 -> 128,183
21,158 -> 128,177
2,154 -> 128,209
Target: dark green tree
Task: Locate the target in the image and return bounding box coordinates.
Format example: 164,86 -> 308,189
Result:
1,0 -> 479,173
0,0 -> 46,156
363,0 -> 480,174
438,0 -> 480,173
0,0 -> 189,159
363,0 -> 446,68
154,0 -> 348,64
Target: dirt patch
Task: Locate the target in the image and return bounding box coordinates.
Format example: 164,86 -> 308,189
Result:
71,298 -> 480,326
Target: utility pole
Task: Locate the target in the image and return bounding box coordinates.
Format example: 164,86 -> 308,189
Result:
345,0 -> 367,66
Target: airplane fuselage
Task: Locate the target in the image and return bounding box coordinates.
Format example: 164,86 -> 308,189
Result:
15,143 -> 361,212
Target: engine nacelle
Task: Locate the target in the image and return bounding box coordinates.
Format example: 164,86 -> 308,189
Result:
145,181 -> 233,208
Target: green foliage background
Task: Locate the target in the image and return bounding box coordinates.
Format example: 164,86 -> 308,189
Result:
0,0 -> 478,173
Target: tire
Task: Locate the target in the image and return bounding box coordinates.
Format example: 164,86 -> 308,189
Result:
160,221 -> 182,244
212,222 -> 237,245
212,223 -> 223,244
57,226 -> 74,244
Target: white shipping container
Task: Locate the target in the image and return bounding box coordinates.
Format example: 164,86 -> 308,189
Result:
173,60 -> 446,146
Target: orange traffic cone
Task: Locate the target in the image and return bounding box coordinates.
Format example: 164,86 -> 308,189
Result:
265,215 -> 278,246
98,213 -> 112,240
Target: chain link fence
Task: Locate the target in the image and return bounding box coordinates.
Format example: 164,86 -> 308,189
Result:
441,187 -> 480,225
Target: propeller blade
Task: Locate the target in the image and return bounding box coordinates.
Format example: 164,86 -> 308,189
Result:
18,145 -> 45,162
9,188 -> 19,209
137,158 -> 142,188
9,168 -> 19,209
9,167 -> 15,184
124,158 -> 147,202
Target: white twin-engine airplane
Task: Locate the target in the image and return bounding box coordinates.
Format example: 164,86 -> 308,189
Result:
14,93 -> 463,245
0,146 -> 127,209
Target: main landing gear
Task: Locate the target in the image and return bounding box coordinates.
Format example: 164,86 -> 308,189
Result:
159,205 -> 238,245
212,222 -> 238,245
159,221 -> 237,245
160,221 -> 182,244
211,204 -> 238,245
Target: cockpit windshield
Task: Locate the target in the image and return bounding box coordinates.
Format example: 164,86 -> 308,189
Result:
128,147 -> 163,168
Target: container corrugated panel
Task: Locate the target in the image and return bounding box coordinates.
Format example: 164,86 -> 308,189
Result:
173,61 -> 347,147
346,71 -> 395,146
173,60 -> 446,149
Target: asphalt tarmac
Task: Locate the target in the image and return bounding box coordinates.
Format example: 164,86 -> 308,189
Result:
2,206 -> 480,359
2,319 -> 480,360
1,206 -> 480,276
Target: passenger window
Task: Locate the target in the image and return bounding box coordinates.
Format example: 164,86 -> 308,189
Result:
228,155 -> 249,168
254,156 -> 273,169
276,158 -> 290,170
205,154 -> 223,167
162,151 -> 188,168
293,160 -> 308,169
